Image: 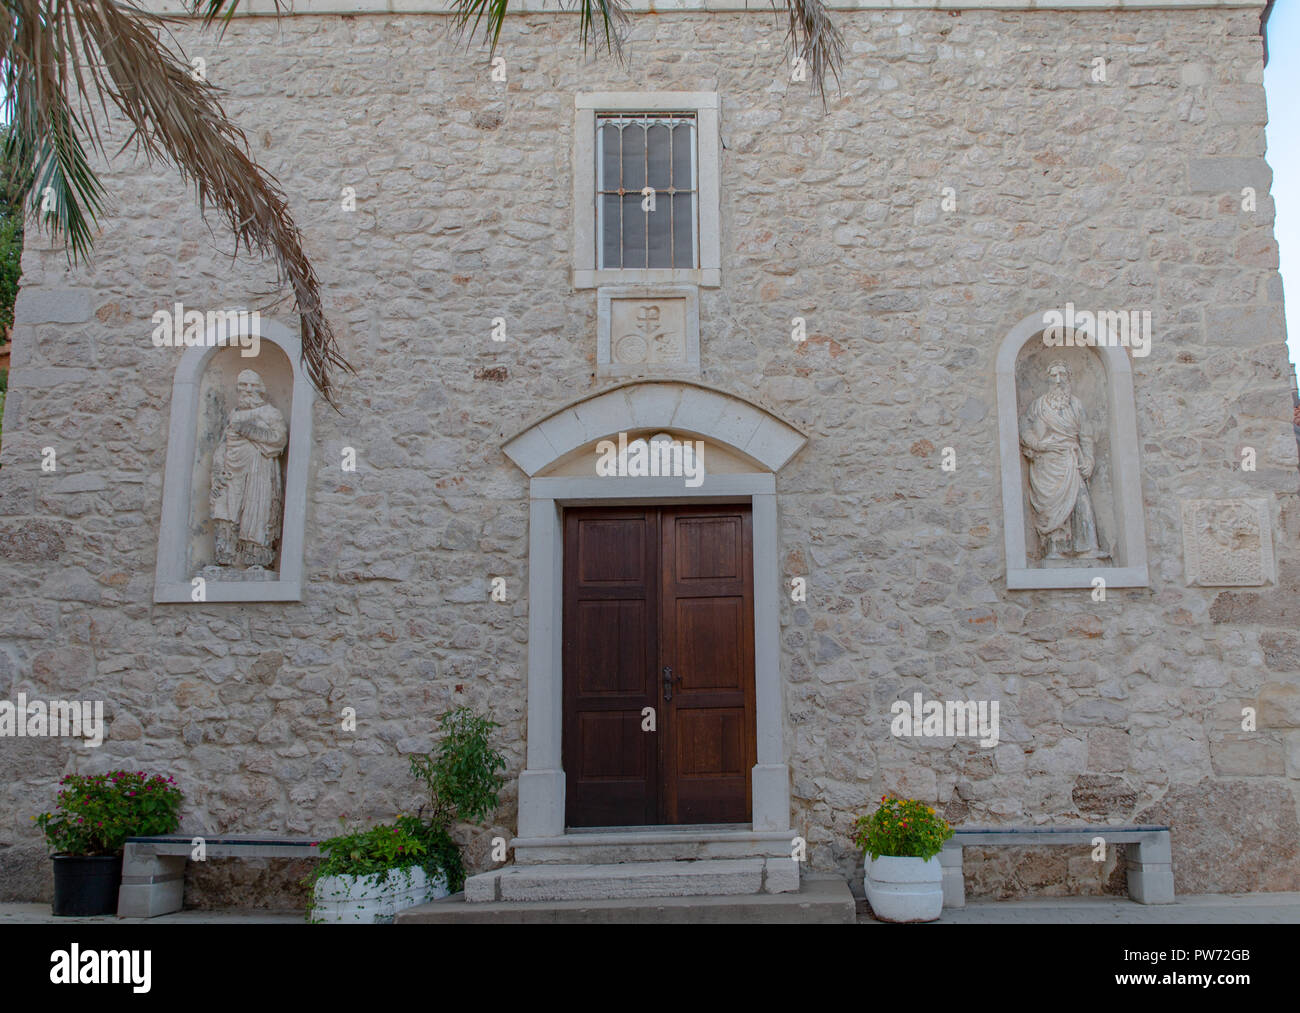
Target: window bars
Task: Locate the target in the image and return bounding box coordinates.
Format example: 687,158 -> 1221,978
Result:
596,113 -> 699,270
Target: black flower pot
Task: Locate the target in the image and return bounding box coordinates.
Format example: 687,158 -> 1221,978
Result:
52,854 -> 123,916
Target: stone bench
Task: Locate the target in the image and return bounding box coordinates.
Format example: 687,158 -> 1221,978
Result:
939,825 -> 1174,907
117,834 -> 321,918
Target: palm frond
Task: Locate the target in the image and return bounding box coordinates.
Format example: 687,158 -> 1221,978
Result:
187,0 -> 284,36
575,0 -> 627,59
778,0 -> 844,104
0,0 -> 350,406
449,0 -> 628,59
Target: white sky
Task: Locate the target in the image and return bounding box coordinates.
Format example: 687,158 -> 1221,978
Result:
1265,0 -> 1299,380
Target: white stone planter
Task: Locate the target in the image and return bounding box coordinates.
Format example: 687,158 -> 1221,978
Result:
312,866 -> 450,924
863,854 -> 944,923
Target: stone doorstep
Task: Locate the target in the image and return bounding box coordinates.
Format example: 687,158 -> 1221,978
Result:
398,874 -> 855,925
465,857 -> 801,903
511,826 -> 796,865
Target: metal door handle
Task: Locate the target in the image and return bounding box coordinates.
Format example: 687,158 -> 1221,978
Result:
663,666 -> 672,702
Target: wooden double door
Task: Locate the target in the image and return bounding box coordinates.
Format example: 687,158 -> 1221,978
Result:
563,505 -> 757,827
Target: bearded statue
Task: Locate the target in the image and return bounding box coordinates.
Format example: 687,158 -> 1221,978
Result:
1019,360 -> 1109,561
210,369 -> 288,569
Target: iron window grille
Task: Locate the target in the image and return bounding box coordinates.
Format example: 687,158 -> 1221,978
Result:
595,112 -> 699,270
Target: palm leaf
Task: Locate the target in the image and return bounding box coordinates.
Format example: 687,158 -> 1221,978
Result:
778,0 -> 844,104
0,0 -> 351,405
450,0 -> 628,58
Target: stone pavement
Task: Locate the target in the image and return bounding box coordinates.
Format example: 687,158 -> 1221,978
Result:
917,892 -> 1300,924
3,892 -> 1298,924
0,902 -> 302,924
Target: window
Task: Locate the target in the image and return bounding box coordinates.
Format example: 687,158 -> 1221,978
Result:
573,93 -> 721,288
596,113 -> 697,270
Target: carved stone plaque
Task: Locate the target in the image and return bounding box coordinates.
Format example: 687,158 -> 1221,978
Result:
597,285 -> 700,378
1181,498 -> 1274,587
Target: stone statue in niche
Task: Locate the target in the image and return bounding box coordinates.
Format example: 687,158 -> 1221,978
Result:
1019,360 -> 1110,562
209,369 -> 287,570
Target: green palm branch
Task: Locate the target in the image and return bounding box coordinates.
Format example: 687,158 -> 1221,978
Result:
0,0 -> 351,406
445,0 -> 843,102
0,0 -> 842,408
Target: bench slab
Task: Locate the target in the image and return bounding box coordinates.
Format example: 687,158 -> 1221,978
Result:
118,836 -> 322,918
941,826 -> 1174,907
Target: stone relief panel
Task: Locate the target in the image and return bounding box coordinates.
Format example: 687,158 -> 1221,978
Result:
597,285 -> 699,378
1181,498 -> 1274,587
1014,344 -> 1115,569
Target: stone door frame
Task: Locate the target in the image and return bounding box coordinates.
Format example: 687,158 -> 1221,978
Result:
501,381 -> 806,838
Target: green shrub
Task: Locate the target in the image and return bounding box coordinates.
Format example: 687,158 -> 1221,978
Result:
851,794 -> 953,862
409,706 -> 507,830
35,771 -> 184,856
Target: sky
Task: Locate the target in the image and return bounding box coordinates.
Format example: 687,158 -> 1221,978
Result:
1265,0 -> 1300,377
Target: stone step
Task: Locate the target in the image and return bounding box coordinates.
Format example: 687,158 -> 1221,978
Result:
512,826 -> 795,865
397,874 -> 855,924
464,857 -> 799,903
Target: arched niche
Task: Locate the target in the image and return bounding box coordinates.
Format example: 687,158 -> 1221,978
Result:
154,315 -> 315,602
996,310 -> 1149,590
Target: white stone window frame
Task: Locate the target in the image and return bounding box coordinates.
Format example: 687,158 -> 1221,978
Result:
154,316 -> 315,603
574,93 -> 721,290
996,310 -> 1149,590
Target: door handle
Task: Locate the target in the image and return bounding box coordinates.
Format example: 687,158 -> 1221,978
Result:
662,666 -> 672,702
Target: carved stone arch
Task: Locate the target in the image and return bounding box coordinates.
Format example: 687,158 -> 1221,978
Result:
996,310 -> 1149,589
502,379 -> 805,477
154,315 -> 315,602
500,380 -> 806,842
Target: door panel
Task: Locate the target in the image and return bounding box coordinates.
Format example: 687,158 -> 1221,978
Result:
660,507 -> 755,824
563,505 -> 755,827
563,509 -> 659,828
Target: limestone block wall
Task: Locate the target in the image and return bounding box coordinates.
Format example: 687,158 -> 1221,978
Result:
1,6 -> 1297,902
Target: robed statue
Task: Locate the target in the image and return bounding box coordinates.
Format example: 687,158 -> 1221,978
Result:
1019,360 -> 1109,561
210,369 -> 288,569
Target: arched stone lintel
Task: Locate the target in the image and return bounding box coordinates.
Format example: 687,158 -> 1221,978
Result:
501,380 -> 807,477
994,309 -> 1135,383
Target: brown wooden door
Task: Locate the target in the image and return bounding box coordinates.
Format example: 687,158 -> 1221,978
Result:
563,505 -> 755,827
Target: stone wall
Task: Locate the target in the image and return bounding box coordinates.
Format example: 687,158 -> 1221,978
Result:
1,6 -> 1297,903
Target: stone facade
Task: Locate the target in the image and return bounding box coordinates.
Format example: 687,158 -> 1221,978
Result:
2,4 -> 1299,903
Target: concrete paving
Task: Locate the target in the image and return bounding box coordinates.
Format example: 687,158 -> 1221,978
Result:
926,892 -> 1300,925
0,902 -> 303,924
4,889 -> 1297,924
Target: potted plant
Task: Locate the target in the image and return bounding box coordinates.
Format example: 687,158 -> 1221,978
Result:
308,817 -> 443,924
851,794 -> 953,923
35,770 -> 183,916
307,706 -> 506,923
